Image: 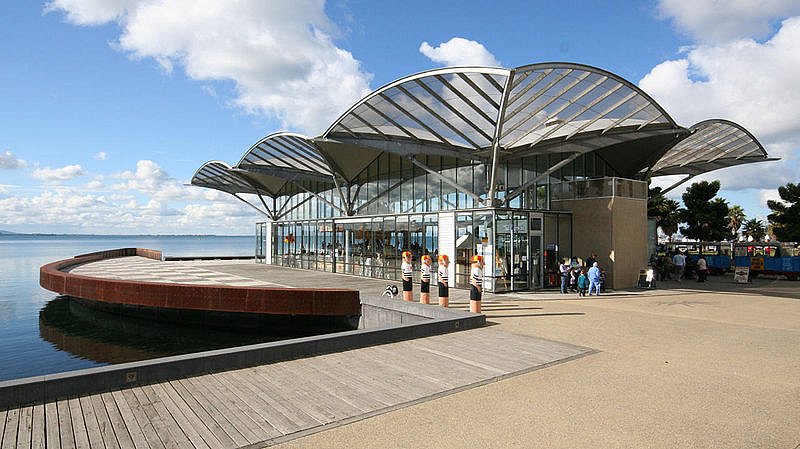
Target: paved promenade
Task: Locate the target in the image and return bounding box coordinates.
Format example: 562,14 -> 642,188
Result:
271,275 -> 800,449
11,259 -> 800,448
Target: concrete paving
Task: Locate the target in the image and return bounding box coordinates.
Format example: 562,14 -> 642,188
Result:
246,272 -> 799,449
61,259 -> 800,447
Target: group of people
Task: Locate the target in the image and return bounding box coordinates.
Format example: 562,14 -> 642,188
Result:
400,252 -> 485,314
651,251 -> 708,282
559,253 -> 604,297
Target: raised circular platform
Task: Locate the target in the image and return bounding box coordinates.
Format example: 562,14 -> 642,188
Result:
39,248 -> 361,331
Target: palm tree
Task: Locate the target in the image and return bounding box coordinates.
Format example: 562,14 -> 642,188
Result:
727,205 -> 745,240
742,218 -> 767,242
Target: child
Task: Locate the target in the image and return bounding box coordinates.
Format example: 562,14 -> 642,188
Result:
437,254 -> 450,307
420,255 -> 432,304
401,251 -> 413,302
570,267 -> 578,292
577,269 -> 589,297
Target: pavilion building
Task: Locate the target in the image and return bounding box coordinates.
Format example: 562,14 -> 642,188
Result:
191,62 -> 773,292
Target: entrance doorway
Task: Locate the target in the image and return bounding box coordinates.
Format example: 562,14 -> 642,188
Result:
495,212 -> 538,292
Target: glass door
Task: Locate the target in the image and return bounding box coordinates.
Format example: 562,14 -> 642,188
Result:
510,213 -> 529,290
529,214 -> 543,289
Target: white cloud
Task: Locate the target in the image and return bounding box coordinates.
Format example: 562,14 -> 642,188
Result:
45,0 -> 136,25
640,17 -> 800,140
0,151 -> 27,170
47,0 -> 373,134
641,17 -> 800,196
419,37 -> 500,67
94,151 -> 107,160
31,164 -> 85,182
657,0 -> 800,43
85,180 -> 104,189
645,8 -> 800,224
759,188 -> 783,207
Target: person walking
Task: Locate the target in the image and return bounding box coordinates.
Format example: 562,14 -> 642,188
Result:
470,255 -> 484,313
401,251 -> 414,301
672,251 -> 686,282
577,269 -> 589,297
588,262 -> 602,296
696,256 -> 708,282
437,254 -> 450,307
419,255 -> 432,304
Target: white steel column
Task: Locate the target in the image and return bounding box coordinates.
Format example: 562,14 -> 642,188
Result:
438,212 -> 456,287
265,221 -> 274,265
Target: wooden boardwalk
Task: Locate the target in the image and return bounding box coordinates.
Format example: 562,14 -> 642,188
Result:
0,328 -> 592,449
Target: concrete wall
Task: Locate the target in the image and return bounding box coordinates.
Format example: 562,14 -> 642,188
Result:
553,196 -> 647,289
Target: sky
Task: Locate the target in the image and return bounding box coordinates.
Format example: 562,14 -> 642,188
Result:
0,0 -> 798,235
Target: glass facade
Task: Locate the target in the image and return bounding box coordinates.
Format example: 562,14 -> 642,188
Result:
266,151 -> 617,222
260,208 -> 573,293
251,150 -> 629,292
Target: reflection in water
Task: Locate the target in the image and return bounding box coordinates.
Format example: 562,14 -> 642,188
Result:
39,296 -> 292,364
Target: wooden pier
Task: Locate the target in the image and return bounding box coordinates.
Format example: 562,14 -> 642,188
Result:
0,327 -> 592,448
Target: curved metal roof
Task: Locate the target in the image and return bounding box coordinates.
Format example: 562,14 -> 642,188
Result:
193,62 -> 773,209
648,119 -> 771,177
190,161 -> 258,195
323,62 -> 678,160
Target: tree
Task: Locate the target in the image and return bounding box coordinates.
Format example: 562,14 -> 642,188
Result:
767,182 -> 800,242
648,186 -> 682,240
742,218 -> 767,242
679,180 -> 730,241
726,205 -> 746,240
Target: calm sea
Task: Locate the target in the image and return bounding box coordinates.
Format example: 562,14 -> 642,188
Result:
0,234 -> 281,382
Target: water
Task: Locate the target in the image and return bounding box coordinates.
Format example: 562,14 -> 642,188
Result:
0,234 -> 293,382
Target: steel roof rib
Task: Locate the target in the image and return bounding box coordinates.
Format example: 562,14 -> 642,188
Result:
436,74 -> 497,127
350,110 -> 393,139
481,72 -> 505,92
377,92 -> 452,146
502,69 -> 574,128
364,99 -> 425,142
600,101 -> 652,134
260,139 -> 320,174
677,130 -> 743,167
516,74 -> 612,149
190,161 -> 259,195
397,86 -> 484,149
406,80 -> 490,147
456,72 -> 501,109
563,88 -> 632,140
649,119 -> 769,177
503,72 -> 593,148
526,80 -> 619,147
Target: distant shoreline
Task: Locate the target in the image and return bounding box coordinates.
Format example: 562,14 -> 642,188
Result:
0,232 -> 250,237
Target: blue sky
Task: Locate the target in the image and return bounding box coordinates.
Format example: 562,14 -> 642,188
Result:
1,0 -> 798,234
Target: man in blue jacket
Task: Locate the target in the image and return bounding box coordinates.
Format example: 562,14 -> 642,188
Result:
588,262 -> 602,296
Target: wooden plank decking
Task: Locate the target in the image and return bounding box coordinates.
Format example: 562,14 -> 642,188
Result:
0,328 -> 592,449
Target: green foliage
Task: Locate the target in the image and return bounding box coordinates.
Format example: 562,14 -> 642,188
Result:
726,205 -> 746,240
648,186 -> 682,239
742,218 -> 767,242
767,182 -> 800,242
678,180 -> 730,241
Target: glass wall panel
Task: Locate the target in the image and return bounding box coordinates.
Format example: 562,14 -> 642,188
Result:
455,212 -> 474,288
543,214 -> 560,288
256,222 -> 266,262
383,216 -> 397,279
558,214 -> 572,261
